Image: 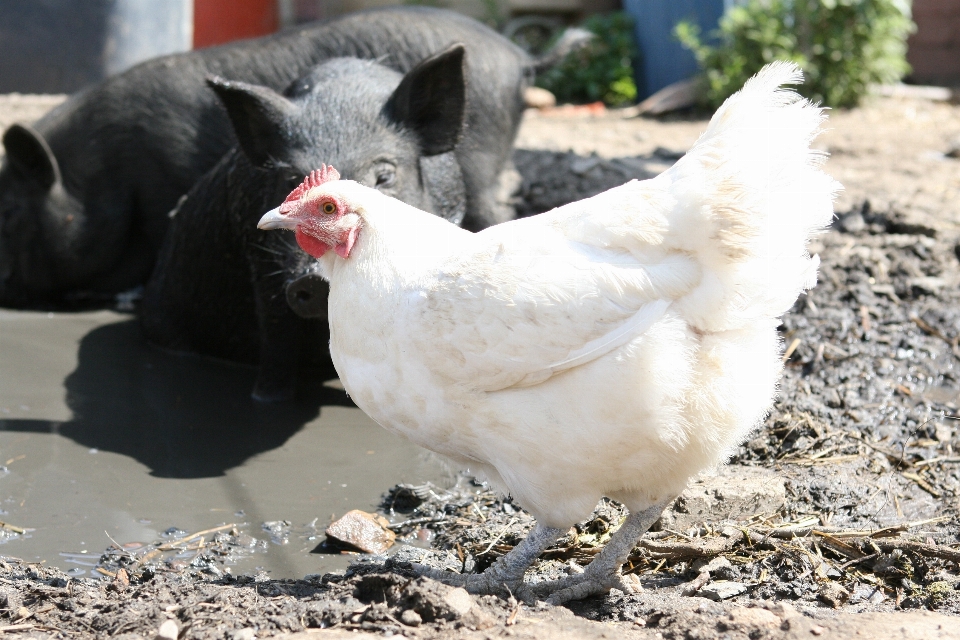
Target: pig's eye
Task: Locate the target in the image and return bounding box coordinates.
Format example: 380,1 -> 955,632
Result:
374,166 -> 396,189
322,202 -> 337,215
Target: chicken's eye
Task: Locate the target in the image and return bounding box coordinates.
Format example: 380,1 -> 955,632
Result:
322,202 -> 337,215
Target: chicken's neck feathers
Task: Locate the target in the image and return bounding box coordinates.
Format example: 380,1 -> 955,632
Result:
322,185 -> 472,290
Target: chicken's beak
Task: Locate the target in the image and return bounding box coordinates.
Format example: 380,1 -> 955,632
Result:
257,207 -> 298,230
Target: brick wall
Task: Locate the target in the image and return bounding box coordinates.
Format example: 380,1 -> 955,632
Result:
908,0 -> 960,86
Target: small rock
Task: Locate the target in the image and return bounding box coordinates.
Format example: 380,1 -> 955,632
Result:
699,581 -> 747,601
155,619 -> 179,640
400,609 -> 422,627
570,156 -> 602,175
523,86 -> 556,109
442,587 -> 474,617
398,578 -> 476,622
166,559 -> 188,572
935,424 -> 953,443
658,466 -> 786,530
653,146 -> 686,160
850,584 -> 886,605
840,212 -> 866,233
461,607 -> 498,631
388,546 -> 463,575
718,607 -> 780,638
693,556 -> 732,574
818,581 -> 850,608
909,276 -> 946,295
325,510 -> 396,554
695,600 -> 725,615
766,601 -> 798,616
113,567 -> 130,589
0,588 -> 21,613
231,629 -> 256,640
416,528 -> 434,543
826,387 -> 843,408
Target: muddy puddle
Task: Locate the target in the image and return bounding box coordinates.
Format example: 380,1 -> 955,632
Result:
0,309 -> 452,579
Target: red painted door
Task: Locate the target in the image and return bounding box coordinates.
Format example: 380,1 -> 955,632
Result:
194,0 -> 278,49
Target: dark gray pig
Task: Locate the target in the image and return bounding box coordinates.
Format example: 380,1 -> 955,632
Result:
141,49 -> 470,401
0,7 -> 587,308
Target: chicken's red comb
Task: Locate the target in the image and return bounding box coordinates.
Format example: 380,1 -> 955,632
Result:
279,165 -> 340,214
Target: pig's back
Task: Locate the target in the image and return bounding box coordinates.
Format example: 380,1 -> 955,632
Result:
33,6 -> 529,248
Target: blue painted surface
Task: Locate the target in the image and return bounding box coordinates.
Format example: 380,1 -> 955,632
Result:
0,0 -> 192,94
623,0 -> 726,99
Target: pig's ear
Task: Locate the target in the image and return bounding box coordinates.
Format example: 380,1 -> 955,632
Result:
387,44 -> 466,156
207,75 -> 298,167
2,124 -> 60,191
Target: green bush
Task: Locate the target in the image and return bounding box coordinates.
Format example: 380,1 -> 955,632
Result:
536,12 -> 639,107
675,0 -> 915,108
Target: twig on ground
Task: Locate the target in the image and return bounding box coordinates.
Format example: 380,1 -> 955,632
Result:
639,530 -> 745,559
782,338 -> 801,362
135,523 -> 237,566
0,522 -> 26,534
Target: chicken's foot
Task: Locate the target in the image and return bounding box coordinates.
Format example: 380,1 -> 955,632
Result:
414,523 -> 565,596
522,499 -> 671,605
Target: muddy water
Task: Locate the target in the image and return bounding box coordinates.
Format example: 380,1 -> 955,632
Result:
0,309 -> 451,578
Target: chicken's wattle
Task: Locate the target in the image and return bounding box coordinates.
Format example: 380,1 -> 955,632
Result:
294,226 -> 359,259
294,228 -> 331,258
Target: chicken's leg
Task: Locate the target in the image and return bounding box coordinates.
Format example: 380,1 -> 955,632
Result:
415,523 -> 565,595
522,499 -> 671,605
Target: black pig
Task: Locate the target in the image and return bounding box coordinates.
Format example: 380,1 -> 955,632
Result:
0,7 -> 586,308
142,49 -> 469,401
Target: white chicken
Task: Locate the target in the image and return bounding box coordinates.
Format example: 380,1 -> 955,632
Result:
258,62 -> 840,603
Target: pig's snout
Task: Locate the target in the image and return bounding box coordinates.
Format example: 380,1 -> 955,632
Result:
286,274 -> 329,319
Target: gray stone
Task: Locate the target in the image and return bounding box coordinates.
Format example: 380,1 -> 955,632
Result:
657,465 -> 786,531
699,581 -> 747,601
400,609 -> 422,627
692,556 -> 732,574
818,581 -> 850,608
155,620 -> 179,640
325,509 -> 396,554
841,212 -> 866,233
909,276 -> 947,295
442,587 -> 474,617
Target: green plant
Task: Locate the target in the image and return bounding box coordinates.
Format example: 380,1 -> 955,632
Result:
675,0 -> 915,108
536,12 -> 639,107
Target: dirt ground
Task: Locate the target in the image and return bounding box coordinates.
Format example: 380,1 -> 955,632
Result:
1,91 -> 959,639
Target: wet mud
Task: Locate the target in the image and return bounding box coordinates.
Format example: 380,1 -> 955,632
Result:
0,310 -> 451,579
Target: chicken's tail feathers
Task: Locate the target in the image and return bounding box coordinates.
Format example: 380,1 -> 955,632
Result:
660,61 -> 841,331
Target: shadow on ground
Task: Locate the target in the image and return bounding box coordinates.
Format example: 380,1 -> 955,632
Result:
0,318 -> 352,478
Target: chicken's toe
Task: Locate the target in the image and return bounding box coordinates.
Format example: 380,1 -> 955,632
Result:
414,523 -> 566,596
410,558 -> 522,596
524,501 -> 668,604
411,563 -> 470,588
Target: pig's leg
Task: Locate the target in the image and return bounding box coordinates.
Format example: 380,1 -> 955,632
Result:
249,261 -> 302,403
